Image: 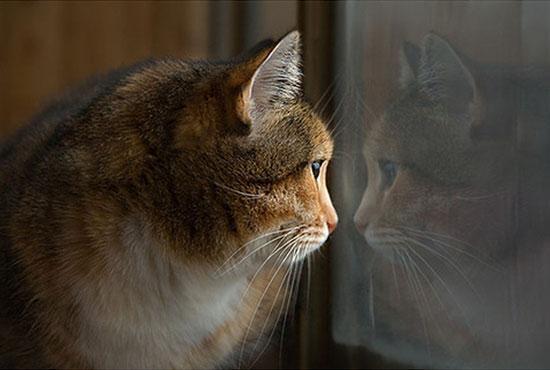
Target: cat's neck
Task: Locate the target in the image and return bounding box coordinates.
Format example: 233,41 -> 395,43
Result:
72,216 -> 250,368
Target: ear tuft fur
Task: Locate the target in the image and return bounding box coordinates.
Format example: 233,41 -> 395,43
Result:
417,33 -> 478,116
244,31 -> 303,121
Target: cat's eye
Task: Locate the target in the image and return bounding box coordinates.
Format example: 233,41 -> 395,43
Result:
311,160 -> 324,179
379,160 -> 398,189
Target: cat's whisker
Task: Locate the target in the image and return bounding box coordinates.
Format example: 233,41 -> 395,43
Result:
213,181 -> 266,199
250,243 -> 304,369
249,238 -> 305,347
401,226 -> 503,272
397,242 -> 445,310
405,249 -> 447,341
396,249 -> 432,354
404,245 -> 461,339
401,249 -> 434,360
241,225 -> 302,249
312,72 -> 341,114
217,234 -> 289,276
395,235 -> 476,332
406,242 -> 477,333
398,233 -> 483,303
238,240 -> 298,368
246,248 -> 302,369
237,249 -> 290,368
247,249 -> 299,368
332,150 -> 356,163
454,189 -> 509,201
217,226 -> 302,276
390,248 -> 401,303
217,225 -> 302,272
305,253 -> 312,311
368,253 -> 379,333
249,252 -> 304,370
236,232 -> 303,309
278,247 -> 305,365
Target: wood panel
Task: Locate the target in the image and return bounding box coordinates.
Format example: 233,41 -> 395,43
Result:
0,1 -> 211,139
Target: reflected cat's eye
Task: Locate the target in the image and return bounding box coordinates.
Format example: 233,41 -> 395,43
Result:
311,160 -> 324,179
379,160 -> 398,188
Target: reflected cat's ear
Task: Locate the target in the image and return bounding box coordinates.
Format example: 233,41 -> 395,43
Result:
238,31 -> 302,123
399,41 -> 421,88
418,33 -> 479,117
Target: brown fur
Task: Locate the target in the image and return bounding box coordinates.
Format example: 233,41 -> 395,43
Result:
0,31 -> 336,368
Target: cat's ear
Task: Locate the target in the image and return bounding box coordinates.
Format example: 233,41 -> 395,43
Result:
399,41 -> 421,89
237,31 -> 302,123
417,33 -> 479,116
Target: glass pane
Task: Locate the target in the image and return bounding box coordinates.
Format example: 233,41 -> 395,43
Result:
332,1 -> 550,368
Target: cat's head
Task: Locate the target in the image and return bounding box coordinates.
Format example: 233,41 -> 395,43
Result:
106,31 -> 337,269
353,33 -> 515,262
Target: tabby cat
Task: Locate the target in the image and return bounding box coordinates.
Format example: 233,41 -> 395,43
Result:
0,31 -> 337,369
355,33 -> 550,368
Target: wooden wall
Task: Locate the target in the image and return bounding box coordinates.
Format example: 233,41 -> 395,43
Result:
0,0 -> 296,139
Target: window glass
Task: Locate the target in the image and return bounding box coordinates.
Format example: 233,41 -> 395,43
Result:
331,1 -> 550,367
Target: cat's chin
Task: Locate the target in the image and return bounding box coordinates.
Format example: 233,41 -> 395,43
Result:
284,225 -> 330,264
289,240 -> 325,264
368,244 -> 405,265
363,228 -> 405,264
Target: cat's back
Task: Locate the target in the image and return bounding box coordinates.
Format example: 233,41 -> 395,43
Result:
0,62 -> 151,185
0,61 -> 159,367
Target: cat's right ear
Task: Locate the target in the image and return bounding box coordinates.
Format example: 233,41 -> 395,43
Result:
399,41 -> 421,89
234,31 -> 303,124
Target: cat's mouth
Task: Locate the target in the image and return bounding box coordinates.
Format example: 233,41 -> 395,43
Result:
218,224 -> 329,276
257,223 -> 329,265
363,226 -> 405,263
287,224 -> 329,263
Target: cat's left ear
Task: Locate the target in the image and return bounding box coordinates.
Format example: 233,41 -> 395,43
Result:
417,33 -> 480,117
237,31 -> 302,123
399,41 -> 421,89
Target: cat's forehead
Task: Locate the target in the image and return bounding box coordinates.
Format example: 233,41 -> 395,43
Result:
364,114 -> 403,160
282,105 -> 333,159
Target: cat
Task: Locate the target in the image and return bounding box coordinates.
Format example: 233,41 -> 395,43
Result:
0,31 -> 337,369
354,33 -> 550,368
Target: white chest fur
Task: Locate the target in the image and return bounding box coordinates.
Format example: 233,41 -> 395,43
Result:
72,220 -> 247,369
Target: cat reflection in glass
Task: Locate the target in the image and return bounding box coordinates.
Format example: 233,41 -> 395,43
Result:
355,33 -> 550,368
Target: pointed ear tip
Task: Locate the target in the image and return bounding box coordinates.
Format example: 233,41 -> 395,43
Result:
423,32 -> 449,47
402,40 -> 418,53
281,30 -> 301,46
287,30 -> 301,39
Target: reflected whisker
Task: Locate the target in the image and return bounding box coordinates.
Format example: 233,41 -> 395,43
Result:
401,226 -> 502,272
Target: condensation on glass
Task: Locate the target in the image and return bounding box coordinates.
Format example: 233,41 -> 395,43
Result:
331,1 -> 550,368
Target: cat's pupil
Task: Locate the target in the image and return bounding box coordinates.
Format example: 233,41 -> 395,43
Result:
379,160 -> 398,189
311,160 -> 323,179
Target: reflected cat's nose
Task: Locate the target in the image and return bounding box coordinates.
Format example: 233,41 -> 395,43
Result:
354,191 -> 371,235
354,213 -> 368,234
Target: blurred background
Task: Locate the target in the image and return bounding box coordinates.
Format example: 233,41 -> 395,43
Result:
0,0 -> 298,139
2,1 -> 550,369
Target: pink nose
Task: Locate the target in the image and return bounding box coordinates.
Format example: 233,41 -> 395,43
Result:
353,214 -> 367,234
327,219 -> 337,234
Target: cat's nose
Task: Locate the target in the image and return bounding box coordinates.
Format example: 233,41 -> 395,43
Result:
354,192 -> 370,234
353,215 -> 367,234
327,218 -> 338,234
354,213 -> 368,234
